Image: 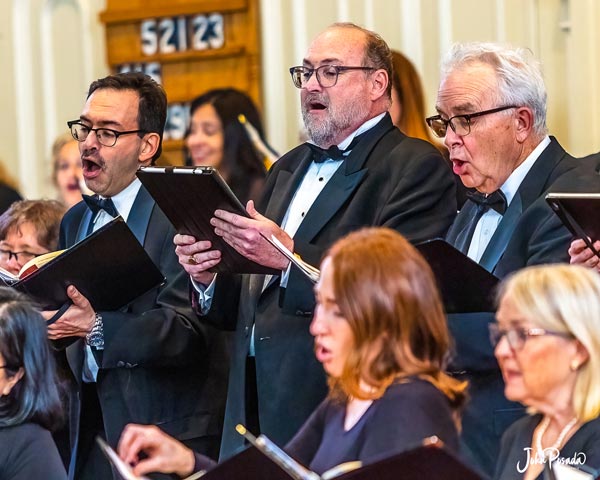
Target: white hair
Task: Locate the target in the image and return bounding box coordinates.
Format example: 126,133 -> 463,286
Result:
441,42 -> 548,136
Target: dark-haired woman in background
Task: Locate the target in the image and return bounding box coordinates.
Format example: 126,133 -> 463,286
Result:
185,88 -> 270,204
0,288 -> 66,480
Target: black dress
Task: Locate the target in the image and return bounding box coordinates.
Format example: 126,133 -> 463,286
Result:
495,414 -> 600,479
0,423 -> 66,480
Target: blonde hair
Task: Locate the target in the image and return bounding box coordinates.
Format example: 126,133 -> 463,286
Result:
498,264 -> 600,422
325,227 -> 467,411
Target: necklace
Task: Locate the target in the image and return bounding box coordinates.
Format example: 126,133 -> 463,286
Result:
535,416 -> 578,457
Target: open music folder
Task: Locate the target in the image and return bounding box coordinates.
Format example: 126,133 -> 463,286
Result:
12,216 -> 164,313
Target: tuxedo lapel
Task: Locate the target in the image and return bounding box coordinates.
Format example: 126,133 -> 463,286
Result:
127,186 -> 154,245
75,210 -> 93,243
445,202 -> 478,245
264,149 -> 313,224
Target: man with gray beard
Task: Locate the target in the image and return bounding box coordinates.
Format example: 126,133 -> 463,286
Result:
175,22 -> 456,460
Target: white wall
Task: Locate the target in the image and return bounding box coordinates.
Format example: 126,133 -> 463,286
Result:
1,0 -> 599,198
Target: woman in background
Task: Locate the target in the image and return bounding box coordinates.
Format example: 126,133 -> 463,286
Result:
389,51 -> 467,206
185,88 -> 270,204
492,264 -> 600,479
51,133 -> 85,209
0,287 -> 66,479
0,200 -> 65,276
117,227 -> 467,478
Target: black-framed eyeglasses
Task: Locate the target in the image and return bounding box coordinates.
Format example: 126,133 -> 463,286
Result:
67,120 -> 147,147
0,248 -> 44,265
289,65 -> 376,89
488,323 -> 573,351
425,105 -> 518,138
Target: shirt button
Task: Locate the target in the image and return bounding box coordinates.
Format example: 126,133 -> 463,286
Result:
301,212 -> 305,217
319,177 -> 324,181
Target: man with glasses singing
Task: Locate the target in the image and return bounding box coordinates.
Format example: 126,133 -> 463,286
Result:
175,22 -> 456,459
427,43 -> 581,475
45,73 -> 226,479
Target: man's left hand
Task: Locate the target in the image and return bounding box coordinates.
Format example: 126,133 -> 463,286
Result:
211,200 -> 293,270
44,285 -> 96,340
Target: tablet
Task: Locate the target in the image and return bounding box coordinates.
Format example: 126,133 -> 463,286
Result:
137,166 -> 278,275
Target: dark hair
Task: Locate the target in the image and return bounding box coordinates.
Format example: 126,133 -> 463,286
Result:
325,228 -> 467,410
0,288 -> 63,430
184,88 -> 267,203
88,72 -> 167,162
331,23 -> 393,99
0,200 -> 65,251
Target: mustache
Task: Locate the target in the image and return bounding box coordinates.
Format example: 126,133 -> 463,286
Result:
303,93 -> 329,109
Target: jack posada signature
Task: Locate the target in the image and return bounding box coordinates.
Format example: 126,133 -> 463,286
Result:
517,448 -> 587,473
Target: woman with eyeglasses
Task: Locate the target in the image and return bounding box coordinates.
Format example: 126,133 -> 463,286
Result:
117,228 -> 467,478
492,264 -> 600,479
0,200 -> 65,277
0,288 -> 66,479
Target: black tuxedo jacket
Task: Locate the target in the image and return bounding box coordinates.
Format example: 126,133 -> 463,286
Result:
444,137 -> 581,475
203,114 -> 458,459
59,186 -> 228,476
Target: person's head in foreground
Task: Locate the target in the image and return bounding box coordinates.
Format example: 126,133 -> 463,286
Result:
0,287 -> 62,429
0,200 -> 65,276
117,228 -> 467,478
428,42 -> 547,194
312,227 -> 466,403
492,264 -> 600,478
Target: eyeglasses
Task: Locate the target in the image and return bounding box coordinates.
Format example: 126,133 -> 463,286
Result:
425,105 -> 518,138
0,248 -> 44,265
488,323 -> 573,351
67,120 -> 147,147
289,65 -> 376,89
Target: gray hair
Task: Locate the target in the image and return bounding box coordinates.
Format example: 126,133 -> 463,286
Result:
441,42 -> 547,136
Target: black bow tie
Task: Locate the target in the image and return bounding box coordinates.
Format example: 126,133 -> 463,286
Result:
307,134 -> 364,163
466,190 -> 508,215
82,194 -> 119,218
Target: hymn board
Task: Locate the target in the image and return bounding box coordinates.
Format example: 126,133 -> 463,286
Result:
99,0 -> 263,165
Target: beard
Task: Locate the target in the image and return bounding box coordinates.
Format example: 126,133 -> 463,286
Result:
302,91 -> 370,147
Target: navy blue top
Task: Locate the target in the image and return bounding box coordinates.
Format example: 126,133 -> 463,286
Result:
285,377 -> 459,475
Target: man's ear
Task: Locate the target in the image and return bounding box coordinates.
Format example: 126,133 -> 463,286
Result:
515,106 -> 534,143
370,69 -> 389,102
138,132 -> 161,164
1,367 -> 24,396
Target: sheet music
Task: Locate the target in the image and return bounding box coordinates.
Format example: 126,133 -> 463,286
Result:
267,235 -> 320,284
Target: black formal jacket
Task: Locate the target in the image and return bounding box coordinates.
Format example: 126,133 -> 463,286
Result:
59,186 -> 228,476
200,114 -> 458,459
495,415 -> 600,480
443,137 -> 582,475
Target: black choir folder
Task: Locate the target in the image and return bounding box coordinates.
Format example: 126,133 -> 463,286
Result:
545,192 -> 600,241
200,435 -> 482,480
12,217 -> 164,312
416,239 -> 499,313
136,166 -> 277,275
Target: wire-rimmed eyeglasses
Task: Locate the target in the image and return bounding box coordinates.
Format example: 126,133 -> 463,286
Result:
67,120 -> 147,147
289,65 -> 376,89
425,105 -> 518,138
488,323 -> 573,351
